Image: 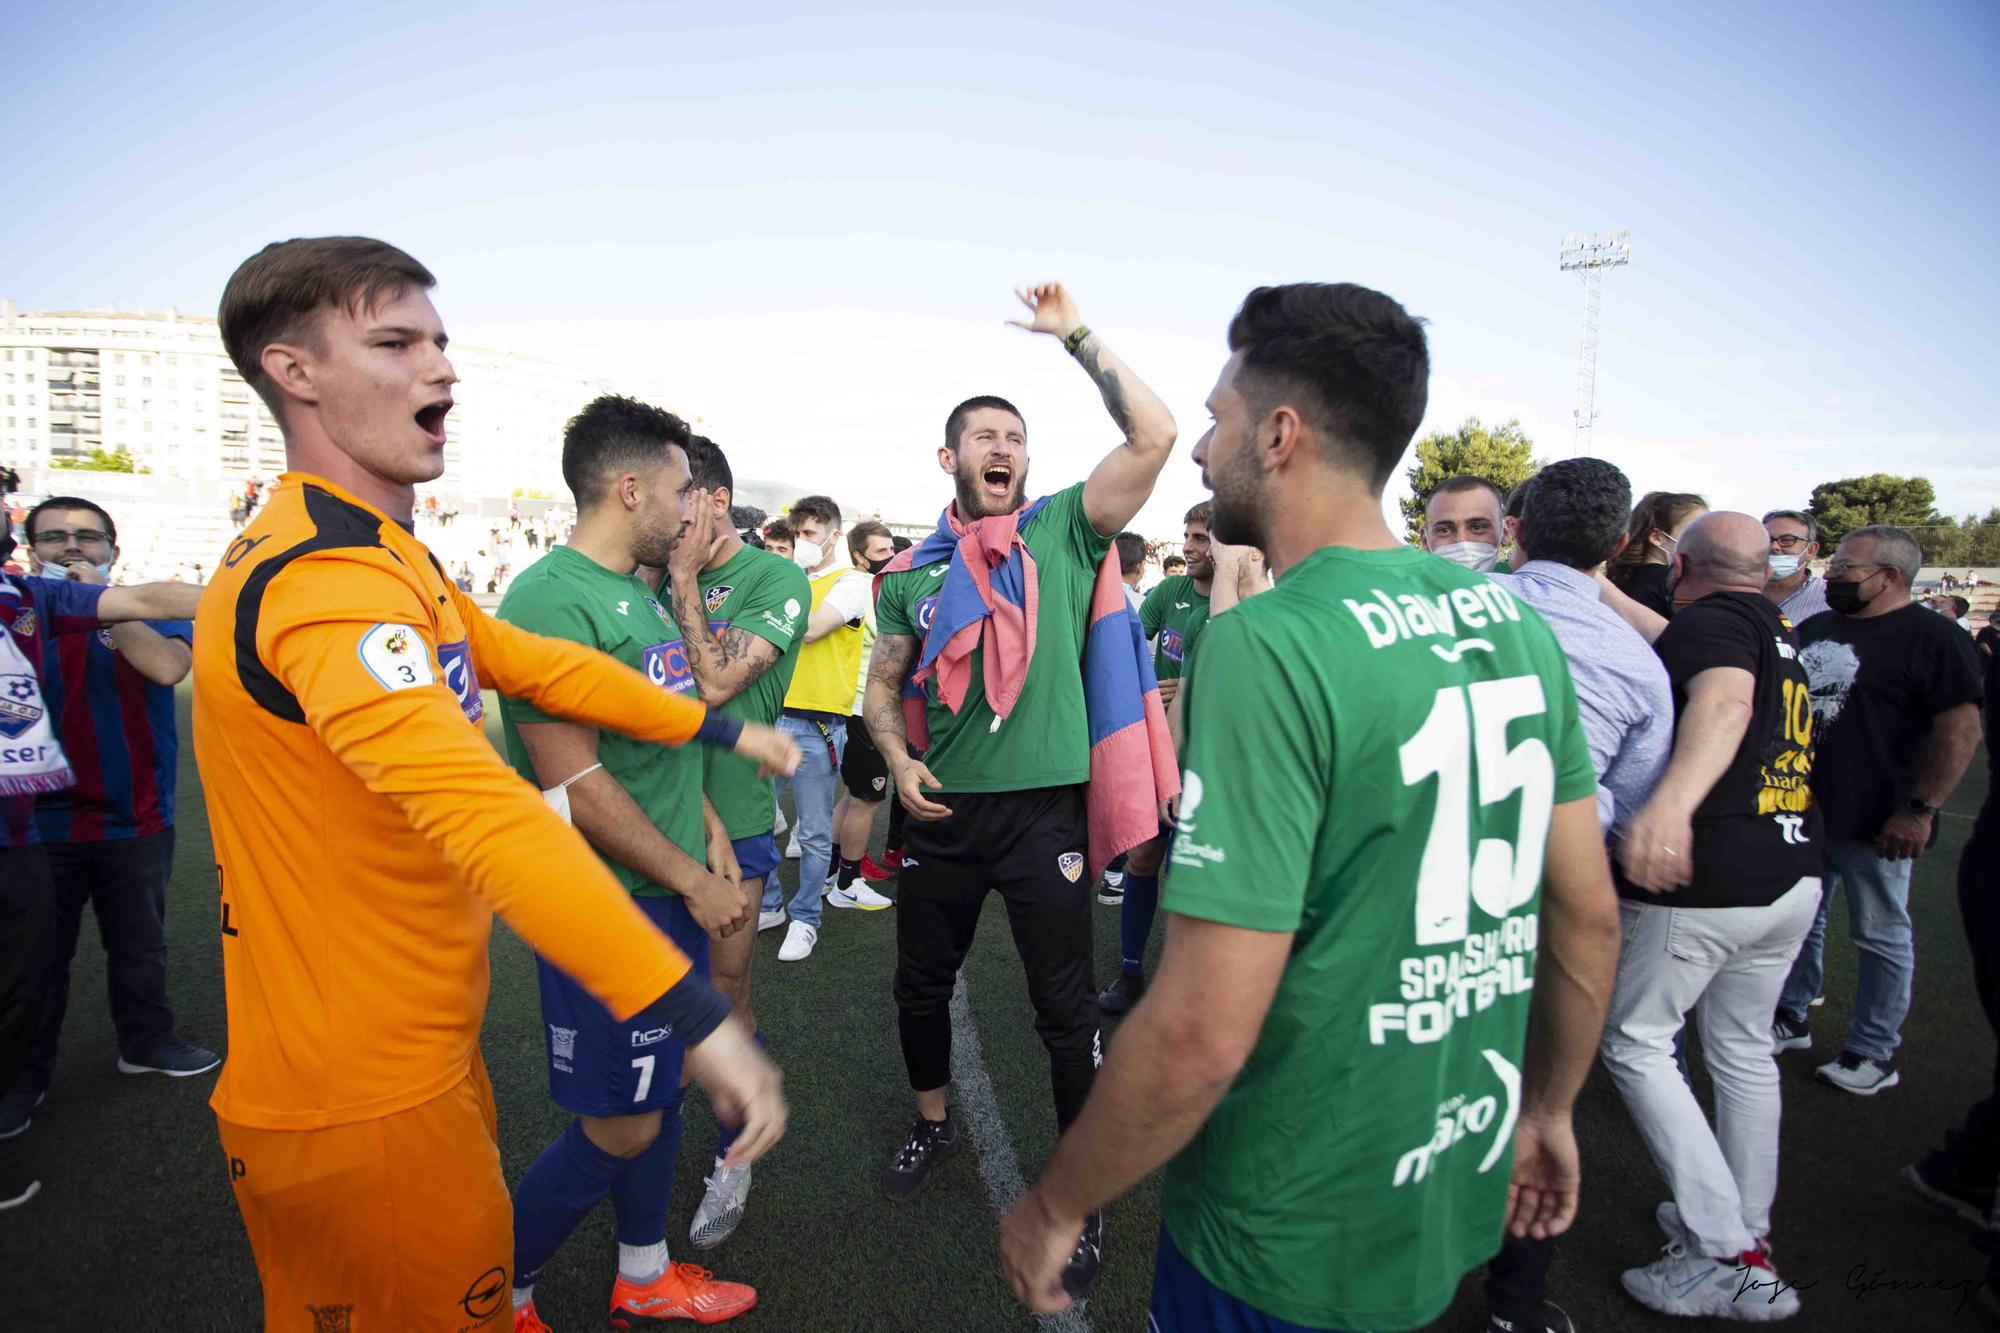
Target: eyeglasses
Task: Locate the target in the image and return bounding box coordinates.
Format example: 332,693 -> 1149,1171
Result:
1824,560 -> 1885,577
31,528 -> 112,546
1768,534 -> 1812,550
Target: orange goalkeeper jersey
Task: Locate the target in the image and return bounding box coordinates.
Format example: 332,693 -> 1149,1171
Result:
195,473 -> 713,1130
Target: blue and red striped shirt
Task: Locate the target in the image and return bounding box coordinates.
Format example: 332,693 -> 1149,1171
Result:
0,574 -> 108,847
34,614 -> 189,844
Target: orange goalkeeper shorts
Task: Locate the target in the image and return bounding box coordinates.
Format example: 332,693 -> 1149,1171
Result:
216,1051 -> 513,1332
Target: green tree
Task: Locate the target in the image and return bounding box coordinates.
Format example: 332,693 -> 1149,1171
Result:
1806,474 -> 1941,550
50,445 -> 147,474
1400,417 -> 1540,543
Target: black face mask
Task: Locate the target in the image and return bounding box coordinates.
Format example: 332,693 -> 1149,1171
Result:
866,555 -> 892,574
1825,578 -> 1872,615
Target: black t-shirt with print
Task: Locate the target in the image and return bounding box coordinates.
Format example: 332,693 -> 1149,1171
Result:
1798,603 -> 1984,842
1620,591 -> 1822,908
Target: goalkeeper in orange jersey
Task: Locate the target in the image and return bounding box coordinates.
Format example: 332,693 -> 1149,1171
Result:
195,235 -> 797,1332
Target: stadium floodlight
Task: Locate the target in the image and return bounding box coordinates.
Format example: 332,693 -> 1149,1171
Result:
1558,229 -> 1632,456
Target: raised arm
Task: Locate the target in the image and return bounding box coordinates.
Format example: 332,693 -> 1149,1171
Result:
99,580 -> 204,624
1007,283 -> 1176,537
661,505 -> 787,706
1208,541 -> 1270,616
1508,795 -> 1620,1240
109,623 -> 193,686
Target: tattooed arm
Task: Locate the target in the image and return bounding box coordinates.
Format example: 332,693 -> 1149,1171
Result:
662,498 -> 786,707
865,631 -> 951,820
1007,282 -> 1177,537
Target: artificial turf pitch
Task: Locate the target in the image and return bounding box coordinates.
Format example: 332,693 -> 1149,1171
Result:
2,684 -> 1994,1331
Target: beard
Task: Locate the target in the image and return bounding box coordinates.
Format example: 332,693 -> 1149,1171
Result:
952,456 -> 1028,520
1205,431 -> 1266,549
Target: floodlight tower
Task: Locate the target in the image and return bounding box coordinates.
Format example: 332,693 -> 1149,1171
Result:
1558,230 -> 1631,455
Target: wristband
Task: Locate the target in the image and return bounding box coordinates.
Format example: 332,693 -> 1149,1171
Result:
635,969 -> 732,1048
694,711 -> 745,749
1064,324 -> 1092,357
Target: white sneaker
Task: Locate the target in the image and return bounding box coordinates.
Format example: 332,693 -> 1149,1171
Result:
785,830 -> 801,859
689,1157 -> 753,1250
1622,1240 -> 1800,1321
778,920 -> 818,961
1816,1051 -> 1899,1095
773,806 -> 788,837
828,883 -> 894,911
822,874 -> 839,899
757,908 -> 787,933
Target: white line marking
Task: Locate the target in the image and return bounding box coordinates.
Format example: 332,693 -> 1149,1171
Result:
950,973 -> 1097,1333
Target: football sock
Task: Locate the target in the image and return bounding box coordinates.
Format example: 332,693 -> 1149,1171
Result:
1118,873 -> 1160,977
611,1092 -> 684,1261
618,1240 -> 670,1285
713,1029 -> 765,1161
513,1284 -> 534,1311
837,856 -> 862,889
512,1118 -> 633,1287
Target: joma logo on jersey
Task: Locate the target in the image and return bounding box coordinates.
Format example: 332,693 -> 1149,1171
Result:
1392,1049 -> 1520,1188
1344,583 -> 1522,663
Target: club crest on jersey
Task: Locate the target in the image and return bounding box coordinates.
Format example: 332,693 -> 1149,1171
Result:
97,627 -> 117,650
0,674 -> 45,738
705,585 -> 733,613
1058,851 -> 1084,883
8,609 -> 36,639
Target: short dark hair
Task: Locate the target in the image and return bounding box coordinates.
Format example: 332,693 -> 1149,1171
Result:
944,395 -> 1026,453
1226,283 -> 1429,488
1761,508 -> 1818,544
1504,479 -> 1533,521
1518,458 -> 1631,571
891,534 -> 913,553
219,237 -> 435,415
681,433 -> 733,497
1163,553 -> 1187,571
560,395 -> 691,507
762,516 -> 795,543
1948,595 -> 1970,618
848,519 -> 892,561
1114,531 -> 1147,575
1183,501 -> 1213,528
1427,475 -> 1506,519
789,495 -> 842,530
26,495 -> 117,545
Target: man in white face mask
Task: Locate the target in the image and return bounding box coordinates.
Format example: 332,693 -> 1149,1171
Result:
1761,509 -> 1829,623
1421,474 -> 1506,572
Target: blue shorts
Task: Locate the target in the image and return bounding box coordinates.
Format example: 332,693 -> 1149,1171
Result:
731,832 -> 780,884
536,893 -> 710,1117
1149,1225 -> 1348,1332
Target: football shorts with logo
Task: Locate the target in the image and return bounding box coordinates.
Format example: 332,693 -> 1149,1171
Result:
539,894 -> 712,1116
840,712 -> 890,801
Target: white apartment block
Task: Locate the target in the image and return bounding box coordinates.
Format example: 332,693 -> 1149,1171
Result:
0,300 -> 612,499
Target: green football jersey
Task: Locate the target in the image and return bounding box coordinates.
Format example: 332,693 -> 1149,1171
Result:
874,483 -> 1110,792
1140,573 -> 1211,681
657,544 -> 810,842
497,545 -> 705,897
1161,544 -> 1595,1331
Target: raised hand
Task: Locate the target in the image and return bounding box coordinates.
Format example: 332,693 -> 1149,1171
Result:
1006,282 -> 1082,342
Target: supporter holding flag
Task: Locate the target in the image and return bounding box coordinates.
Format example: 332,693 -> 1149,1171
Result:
0,497 -> 218,1151
1603,512 -> 1823,1321
1774,524 -> 1984,1094
866,281 -> 1178,1296
999,282 -> 1620,1331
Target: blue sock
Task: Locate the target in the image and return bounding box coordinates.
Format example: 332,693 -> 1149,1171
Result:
1119,873 -> 1160,977
713,1029 -> 765,1161
512,1118 -> 632,1288
611,1092 -> 685,1248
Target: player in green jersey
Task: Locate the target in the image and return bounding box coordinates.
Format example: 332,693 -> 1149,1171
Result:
650,433 -> 811,1253
1000,283 -> 1623,1331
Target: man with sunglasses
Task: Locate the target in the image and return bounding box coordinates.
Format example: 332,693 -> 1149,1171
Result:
0,498 -> 217,1145
1776,524 -> 1983,1095
1761,509 -> 1829,623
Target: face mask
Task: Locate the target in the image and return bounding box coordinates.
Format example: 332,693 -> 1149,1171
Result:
865,555 -> 892,574
1825,577 -> 1872,616
792,539 -> 823,570
1433,541 -> 1498,573
1768,554 -> 1802,579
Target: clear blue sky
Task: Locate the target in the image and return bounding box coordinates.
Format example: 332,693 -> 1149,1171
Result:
5,0 -> 1995,535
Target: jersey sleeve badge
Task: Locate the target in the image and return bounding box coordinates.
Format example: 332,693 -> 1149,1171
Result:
357,622 -> 437,692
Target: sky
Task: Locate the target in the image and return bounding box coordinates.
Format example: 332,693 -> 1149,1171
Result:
3,0 -> 1996,538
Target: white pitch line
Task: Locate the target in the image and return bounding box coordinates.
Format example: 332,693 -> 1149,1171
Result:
949,973 -> 1098,1333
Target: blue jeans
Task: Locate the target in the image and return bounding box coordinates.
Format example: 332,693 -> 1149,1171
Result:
1778,838 -> 1915,1062
766,715 -> 845,929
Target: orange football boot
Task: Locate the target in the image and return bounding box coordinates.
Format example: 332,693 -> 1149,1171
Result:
608,1262 -> 757,1326
513,1300 -> 554,1333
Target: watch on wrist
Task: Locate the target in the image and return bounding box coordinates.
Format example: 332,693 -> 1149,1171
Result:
1906,797 -> 1940,818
